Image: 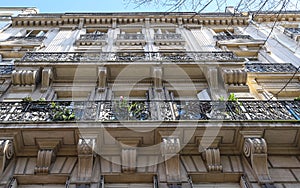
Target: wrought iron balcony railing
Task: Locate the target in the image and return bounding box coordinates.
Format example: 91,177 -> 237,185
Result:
154,34 -> 184,40
75,33 -> 108,46
117,34 -> 145,40
0,65 -> 14,75
246,63 -> 298,72
0,100 -> 299,122
213,35 -> 253,41
284,28 -> 300,40
20,51 -> 239,63
78,33 -> 108,41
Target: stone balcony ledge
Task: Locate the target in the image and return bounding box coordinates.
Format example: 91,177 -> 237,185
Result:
0,100 -> 299,122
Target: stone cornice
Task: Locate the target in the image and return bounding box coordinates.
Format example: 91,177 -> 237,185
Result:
12,12 -> 250,27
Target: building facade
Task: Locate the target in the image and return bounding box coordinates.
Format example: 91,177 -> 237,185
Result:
0,7 -> 299,188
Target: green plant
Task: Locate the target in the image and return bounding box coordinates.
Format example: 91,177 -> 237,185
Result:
294,96 -> 300,101
22,96 -> 33,102
50,102 -> 75,121
227,93 -> 238,102
218,96 -> 225,101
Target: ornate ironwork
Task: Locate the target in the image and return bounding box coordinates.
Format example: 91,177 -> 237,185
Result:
76,33 -> 108,46
117,34 -> 145,40
0,100 -> 299,122
0,65 -> 14,75
284,28 -> 300,40
214,35 -> 252,41
20,51 -> 239,62
78,33 -> 107,41
154,34 -> 183,40
246,63 -> 298,72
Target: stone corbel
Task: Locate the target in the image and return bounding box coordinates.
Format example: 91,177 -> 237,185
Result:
98,66 -> 107,92
243,137 -> 272,184
197,137 -> 222,172
118,138 -> 140,173
160,131 -> 181,183
222,68 -> 247,86
77,138 -> 95,180
41,67 -> 53,92
12,69 -> 39,86
0,139 -> 14,177
152,66 -> 163,91
34,139 -> 61,174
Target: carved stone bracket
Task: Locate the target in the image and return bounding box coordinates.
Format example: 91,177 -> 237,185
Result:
160,131 -> 181,183
98,66 -> 107,92
152,66 -> 163,91
197,137 -> 222,172
41,67 -> 53,91
34,139 -> 61,174
202,148 -> 222,172
118,138 -> 140,173
0,139 -> 14,176
222,68 -> 247,86
243,137 -> 272,184
77,138 -> 95,180
12,69 -> 38,86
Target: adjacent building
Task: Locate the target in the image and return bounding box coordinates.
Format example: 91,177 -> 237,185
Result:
0,7 -> 299,188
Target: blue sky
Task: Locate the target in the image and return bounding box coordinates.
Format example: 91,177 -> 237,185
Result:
0,0 -> 166,13
0,0 -> 299,13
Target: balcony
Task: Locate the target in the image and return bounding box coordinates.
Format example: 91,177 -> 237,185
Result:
246,63 -> 298,72
0,65 -> 14,75
75,33 -> 108,46
0,36 -> 46,46
154,34 -> 185,46
20,51 -> 241,63
213,35 -> 252,41
284,28 -> 300,41
0,100 -> 299,122
116,34 -> 146,46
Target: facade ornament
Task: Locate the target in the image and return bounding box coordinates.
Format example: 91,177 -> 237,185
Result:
34,139 -> 61,174
160,131 -> 181,183
0,140 -> 14,176
98,66 -> 107,91
243,137 -> 272,184
222,68 -> 247,86
152,66 -> 163,90
77,138 -> 95,180
41,67 -> 53,91
118,138 -> 140,173
198,137 -> 222,172
202,148 -> 222,172
12,69 -> 38,86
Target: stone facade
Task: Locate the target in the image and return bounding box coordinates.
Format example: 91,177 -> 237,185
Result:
0,7 -> 299,188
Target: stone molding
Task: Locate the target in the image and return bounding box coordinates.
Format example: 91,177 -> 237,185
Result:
34,139 -> 61,174
77,138 -> 95,180
243,137 -> 272,184
0,139 -> 14,177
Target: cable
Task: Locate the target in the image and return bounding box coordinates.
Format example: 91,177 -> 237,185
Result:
267,65 -> 300,101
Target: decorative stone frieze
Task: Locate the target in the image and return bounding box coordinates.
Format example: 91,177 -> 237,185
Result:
0,139 -> 14,176
77,138 -> 95,180
34,139 -> 61,174
243,137 -> 272,184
